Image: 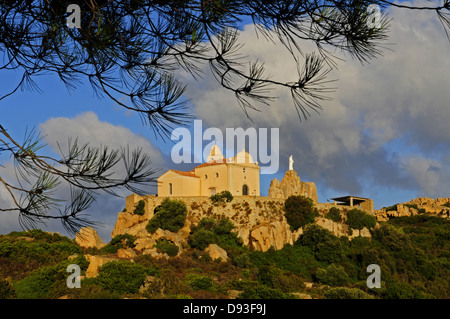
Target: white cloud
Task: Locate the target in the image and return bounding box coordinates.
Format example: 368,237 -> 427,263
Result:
181,0 -> 450,201
0,112 -> 164,241
39,111 -> 164,167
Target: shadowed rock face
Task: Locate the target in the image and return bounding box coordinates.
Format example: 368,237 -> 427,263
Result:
268,170 -> 318,204
75,227 -> 105,249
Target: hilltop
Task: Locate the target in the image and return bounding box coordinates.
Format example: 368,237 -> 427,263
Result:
1,194 -> 449,299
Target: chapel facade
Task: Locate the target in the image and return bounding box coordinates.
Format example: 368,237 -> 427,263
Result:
157,145 -> 260,197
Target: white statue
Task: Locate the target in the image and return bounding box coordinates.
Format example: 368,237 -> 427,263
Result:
289,155 -> 294,171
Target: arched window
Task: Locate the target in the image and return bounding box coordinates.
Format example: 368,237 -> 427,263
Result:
242,184 -> 248,196
169,183 -> 173,195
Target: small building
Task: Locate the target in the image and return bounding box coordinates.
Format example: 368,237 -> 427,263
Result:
331,195 -> 374,213
157,145 -> 260,197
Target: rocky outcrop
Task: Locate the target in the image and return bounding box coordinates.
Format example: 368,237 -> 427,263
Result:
315,217 -> 371,239
111,211 -> 149,238
111,193 -> 370,257
375,197 -> 450,221
112,196 -> 296,255
85,255 -> 117,278
268,170 -> 318,203
249,221 -> 297,252
205,244 -> 228,262
315,217 -> 349,237
75,227 -> 105,249
268,179 -> 283,199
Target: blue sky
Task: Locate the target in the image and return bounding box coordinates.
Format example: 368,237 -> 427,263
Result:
1,0 -> 450,241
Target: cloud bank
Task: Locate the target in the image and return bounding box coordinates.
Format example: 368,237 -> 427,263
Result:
181,0 -> 450,205
0,112 -> 164,241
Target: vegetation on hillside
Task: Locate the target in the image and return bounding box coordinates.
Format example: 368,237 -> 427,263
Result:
146,198 -> 187,234
284,196 -> 317,231
1,200 -> 449,299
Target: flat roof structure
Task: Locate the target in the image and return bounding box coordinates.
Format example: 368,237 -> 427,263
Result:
330,196 -> 374,213
331,196 -> 370,205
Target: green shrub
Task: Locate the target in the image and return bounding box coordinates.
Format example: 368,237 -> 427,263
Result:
210,190 -> 233,204
96,260 -> 149,294
297,224 -> 344,263
13,256 -> 88,299
257,264 -> 282,287
315,263 -> 351,286
133,200 -> 145,215
325,207 -> 342,222
249,244 -> 319,279
346,208 -> 376,230
382,281 -> 426,299
284,195 -> 316,231
102,234 -> 136,254
324,287 -> 374,299
188,217 -> 242,251
189,229 -> 216,251
146,198 -> 187,233
155,239 -> 179,257
231,253 -> 251,268
185,273 -> 214,291
0,279 -> 16,299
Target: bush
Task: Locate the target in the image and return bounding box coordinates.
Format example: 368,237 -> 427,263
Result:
96,260 -> 149,294
13,256 -> 88,299
185,273 -> 214,291
189,229 -> 216,251
382,281 -> 426,299
297,224 -> 344,263
250,244 -> 319,279
146,198 -> 187,233
0,279 -> 16,299
133,200 -> 145,215
324,287 -> 374,299
345,208 -> 376,230
210,190 -> 233,204
102,234 -> 136,254
325,207 -> 342,222
315,264 -> 351,286
188,217 -> 242,251
284,195 -> 316,231
155,239 -> 179,257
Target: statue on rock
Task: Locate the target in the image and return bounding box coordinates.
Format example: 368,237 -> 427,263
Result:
289,155 -> 294,171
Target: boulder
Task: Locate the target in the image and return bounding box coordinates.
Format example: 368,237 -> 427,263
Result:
205,244 -> 228,262
117,248 -> 137,259
249,221 -> 293,252
75,227 -> 105,249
